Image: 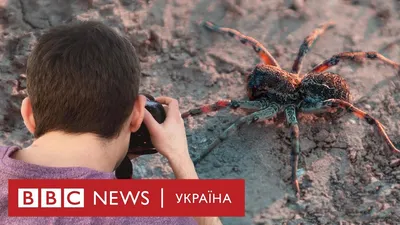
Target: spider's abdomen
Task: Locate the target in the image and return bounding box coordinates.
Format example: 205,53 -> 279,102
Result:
299,72 -> 351,118
246,64 -> 301,104
299,72 -> 350,101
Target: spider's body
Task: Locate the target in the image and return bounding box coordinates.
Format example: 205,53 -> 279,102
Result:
246,64 -> 300,103
299,72 -> 350,105
246,64 -> 351,111
182,21 -> 400,198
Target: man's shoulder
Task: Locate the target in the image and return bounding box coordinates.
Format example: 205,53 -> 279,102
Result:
0,145 -> 10,152
0,146 -> 14,160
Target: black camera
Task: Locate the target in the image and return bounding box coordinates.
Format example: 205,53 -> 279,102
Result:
115,94 -> 166,179
128,94 -> 166,155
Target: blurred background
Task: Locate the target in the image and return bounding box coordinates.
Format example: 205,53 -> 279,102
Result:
0,0 -> 399,224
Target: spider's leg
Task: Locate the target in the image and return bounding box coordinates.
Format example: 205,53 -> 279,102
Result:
291,21 -> 335,74
203,21 -> 280,68
285,106 -> 301,198
193,104 -> 279,165
181,100 -> 264,118
308,99 -> 400,154
309,52 -> 400,74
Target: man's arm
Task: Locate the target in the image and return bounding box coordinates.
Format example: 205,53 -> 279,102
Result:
143,96 -> 224,225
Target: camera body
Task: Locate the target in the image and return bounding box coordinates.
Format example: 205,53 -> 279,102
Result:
128,94 -> 166,155
115,94 -> 166,179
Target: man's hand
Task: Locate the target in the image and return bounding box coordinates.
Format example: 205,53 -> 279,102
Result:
143,96 -> 188,161
142,96 -> 197,179
143,96 -> 223,225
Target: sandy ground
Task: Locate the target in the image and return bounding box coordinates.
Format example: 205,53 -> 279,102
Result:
1,0 -> 400,224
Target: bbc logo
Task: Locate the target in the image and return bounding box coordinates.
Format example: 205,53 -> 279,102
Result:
18,188 -> 84,208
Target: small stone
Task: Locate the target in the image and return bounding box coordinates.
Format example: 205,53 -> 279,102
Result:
300,138 -> 316,152
161,40 -> 169,53
390,159 -> 400,167
131,30 -> 150,44
213,161 -> 222,168
290,0 -> 305,11
381,203 -> 391,211
141,71 -> 152,77
12,55 -> 27,69
331,141 -> 348,149
149,29 -> 162,52
120,0 -> 132,6
296,168 -> 306,178
317,216 -> 329,225
315,129 -> 330,142
232,166 -> 240,172
156,57 -> 164,63
392,170 -> 400,175
173,27 -> 185,38
169,53 -> 181,60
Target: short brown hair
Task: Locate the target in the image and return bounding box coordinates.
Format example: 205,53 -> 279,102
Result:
26,21 -> 140,138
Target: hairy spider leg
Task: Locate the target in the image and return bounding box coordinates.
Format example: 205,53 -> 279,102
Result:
304,99 -> 400,154
203,21 -> 280,68
193,104 -> 279,165
181,100 -> 265,118
310,52 -> 400,74
291,21 -> 335,74
285,106 -> 301,198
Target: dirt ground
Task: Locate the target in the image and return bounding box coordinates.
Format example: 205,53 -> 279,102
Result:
1,0 -> 400,224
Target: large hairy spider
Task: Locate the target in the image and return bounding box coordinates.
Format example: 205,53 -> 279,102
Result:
182,21 -> 400,198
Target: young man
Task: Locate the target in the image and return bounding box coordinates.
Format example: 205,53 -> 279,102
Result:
0,21 -> 222,225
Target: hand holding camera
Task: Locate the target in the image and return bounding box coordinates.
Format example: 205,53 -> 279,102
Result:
127,94 -> 167,155
116,95 -> 192,179
141,96 -> 190,162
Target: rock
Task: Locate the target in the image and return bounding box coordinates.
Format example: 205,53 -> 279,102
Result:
213,161 -> 222,168
315,129 -> 330,142
317,216 -> 329,225
119,0 -> 132,6
300,137 -> 316,153
331,141 -> 348,149
289,0 -> 305,11
390,159 -> 400,167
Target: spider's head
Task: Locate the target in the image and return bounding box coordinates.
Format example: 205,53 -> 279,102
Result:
246,64 -> 300,102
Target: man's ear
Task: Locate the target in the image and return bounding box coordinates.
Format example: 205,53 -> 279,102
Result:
21,97 -> 36,134
129,95 -> 146,132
